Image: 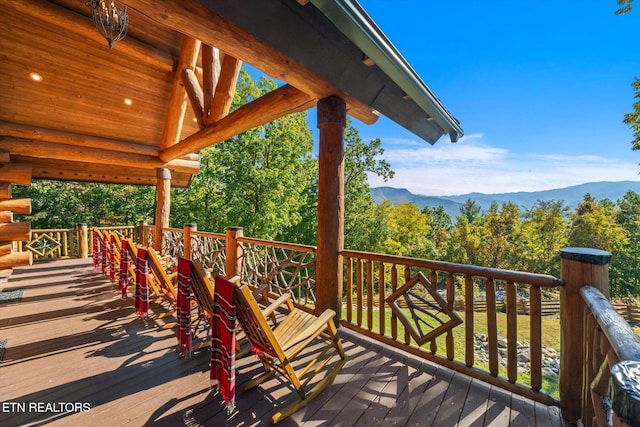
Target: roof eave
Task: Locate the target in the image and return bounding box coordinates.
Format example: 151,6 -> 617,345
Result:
310,0 -> 463,143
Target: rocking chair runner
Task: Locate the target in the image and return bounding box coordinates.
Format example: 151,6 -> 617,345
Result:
234,280 -> 347,424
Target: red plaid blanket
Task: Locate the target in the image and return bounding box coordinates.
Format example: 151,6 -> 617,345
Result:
211,275 -> 237,414
136,248 -> 149,318
118,239 -> 129,298
177,258 -> 192,357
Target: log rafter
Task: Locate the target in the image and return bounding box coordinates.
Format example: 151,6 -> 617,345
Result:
161,36 -> 201,150
160,84 -> 316,162
120,0 -> 379,125
202,45 -> 221,126
209,53 -> 242,124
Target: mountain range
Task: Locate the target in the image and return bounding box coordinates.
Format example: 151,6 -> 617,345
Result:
370,181 -> 640,219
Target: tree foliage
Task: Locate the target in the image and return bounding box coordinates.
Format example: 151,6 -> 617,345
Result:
626,78 -> 640,152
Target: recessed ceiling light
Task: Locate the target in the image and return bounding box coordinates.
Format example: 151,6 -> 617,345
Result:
124,98 -> 133,105
29,72 -> 43,82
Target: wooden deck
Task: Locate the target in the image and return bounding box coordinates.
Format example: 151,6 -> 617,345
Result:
0,258 -> 570,426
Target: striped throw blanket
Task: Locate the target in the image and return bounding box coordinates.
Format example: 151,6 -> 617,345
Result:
118,239 -> 129,298
211,275 -> 237,414
177,258 -> 192,357
136,248 -> 149,317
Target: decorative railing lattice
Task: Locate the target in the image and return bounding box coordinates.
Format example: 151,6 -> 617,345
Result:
237,237 -> 317,308
23,228 -> 76,259
161,228 -> 184,258
191,232 -> 226,275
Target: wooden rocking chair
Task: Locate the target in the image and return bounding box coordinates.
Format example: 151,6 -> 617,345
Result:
234,282 -> 347,423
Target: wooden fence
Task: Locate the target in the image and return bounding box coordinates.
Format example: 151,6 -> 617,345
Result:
450,299 -> 640,324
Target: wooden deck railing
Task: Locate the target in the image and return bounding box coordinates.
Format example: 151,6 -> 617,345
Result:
580,286 -> 640,427
82,223 -> 640,423
340,248 -> 563,406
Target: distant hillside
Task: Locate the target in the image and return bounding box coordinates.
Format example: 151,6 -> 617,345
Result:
371,181 -> 640,219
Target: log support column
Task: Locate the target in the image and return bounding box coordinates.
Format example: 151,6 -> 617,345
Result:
315,96 -> 346,320
154,168 -> 171,253
559,247 -> 612,423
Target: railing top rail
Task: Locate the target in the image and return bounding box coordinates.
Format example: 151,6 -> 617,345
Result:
94,225 -> 135,230
341,249 -> 564,288
237,236 -> 317,253
31,228 -> 75,232
161,227 -> 183,233
581,286 -> 640,362
192,230 -> 226,239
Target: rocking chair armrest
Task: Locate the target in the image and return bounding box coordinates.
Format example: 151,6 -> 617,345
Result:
261,293 -> 294,317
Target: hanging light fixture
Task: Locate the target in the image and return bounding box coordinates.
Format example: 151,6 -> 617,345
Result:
86,0 -> 129,48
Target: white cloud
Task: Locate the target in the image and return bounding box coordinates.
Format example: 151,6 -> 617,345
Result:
368,135 -> 640,196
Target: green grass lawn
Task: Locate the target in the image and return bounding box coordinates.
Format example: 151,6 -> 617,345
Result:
343,306 -> 563,397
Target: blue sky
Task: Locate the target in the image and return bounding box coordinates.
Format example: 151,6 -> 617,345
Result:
353,1 -> 640,196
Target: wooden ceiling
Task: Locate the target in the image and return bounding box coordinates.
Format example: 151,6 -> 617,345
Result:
0,0 -> 462,188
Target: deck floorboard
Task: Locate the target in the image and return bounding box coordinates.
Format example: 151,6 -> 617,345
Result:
0,258 -> 570,426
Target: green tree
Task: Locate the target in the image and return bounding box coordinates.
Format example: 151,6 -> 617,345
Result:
615,191 -> 640,296
382,202 -> 434,258
422,205 -> 453,260
343,120 -> 394,251
14,181 -> 153,228
172,70 -> 316,241
478,202 -> 523,269
615,0 -> 634,15
567,194 -> 627,252
520,200 -> 568,276
625,78 -> 640,153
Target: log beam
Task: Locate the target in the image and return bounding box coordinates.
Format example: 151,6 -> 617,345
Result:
0,121 -> 196,161
0,221 -> 30,242
0,163 -> 31,186
0,198 -> 31,214
0,138 -> 199,174
161,36 -> 201,150
160,84 -> 315,161
182,68 -> 205,129
0,184 -> 10,199
120,0 -> 379,125
0,213 -> 12,223
0,251 -> 32,269
208,54 -> 242,123
0,150 -> 9,163
0,242 -> 11,256
0,0 -> 174,72
202,45 -> 221,126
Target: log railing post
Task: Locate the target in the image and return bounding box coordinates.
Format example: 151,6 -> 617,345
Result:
183,223 -> 197,260
225,227 -> 243,279
315,95 -> 346,320
76,223 -> 88,258
138,220 -> 147,245
559,247 -> 612,423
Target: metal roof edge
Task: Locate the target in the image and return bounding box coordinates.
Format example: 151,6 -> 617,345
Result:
309,0 -> 463,143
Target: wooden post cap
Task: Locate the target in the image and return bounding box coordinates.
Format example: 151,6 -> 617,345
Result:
610,361 -> 640,426
226,226 -> 243,232
560,247 -> 612,265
